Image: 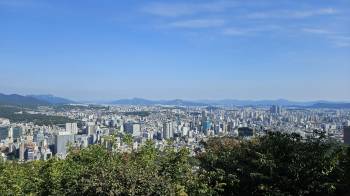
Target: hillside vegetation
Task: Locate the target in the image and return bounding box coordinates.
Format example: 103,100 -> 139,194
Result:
0,132 -> 349,195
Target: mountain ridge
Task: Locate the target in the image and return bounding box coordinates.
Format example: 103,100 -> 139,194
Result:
0,93 -> 49,106
108,97 -> 350,108
1,93 -> 350,108
28,94 -> 76,104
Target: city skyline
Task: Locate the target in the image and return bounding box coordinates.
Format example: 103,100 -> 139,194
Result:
1,0 -> 350,101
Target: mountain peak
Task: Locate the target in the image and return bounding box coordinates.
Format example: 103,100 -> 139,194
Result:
28,95 -> 76,104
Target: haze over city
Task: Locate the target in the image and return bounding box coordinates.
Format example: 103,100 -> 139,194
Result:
1,0 -> 349,101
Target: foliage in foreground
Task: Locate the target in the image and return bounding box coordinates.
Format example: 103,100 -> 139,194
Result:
0,132 -> 349,196
198,132 -> 350,195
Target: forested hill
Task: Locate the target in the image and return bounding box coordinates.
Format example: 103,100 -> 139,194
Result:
0,93 -> 49,106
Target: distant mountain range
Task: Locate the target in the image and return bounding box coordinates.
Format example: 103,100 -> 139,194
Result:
0,93 -> 349,108
108,97 -> 350,108
0,93 -> 49,106
0,93 -> 75,106
109,98 -> 206,106
28,94 -> 76,104
308,102 -> 350,109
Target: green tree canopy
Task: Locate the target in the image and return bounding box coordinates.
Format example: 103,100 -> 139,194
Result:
0,132 -> 349,195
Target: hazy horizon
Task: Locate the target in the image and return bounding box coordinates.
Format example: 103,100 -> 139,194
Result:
1,0 -> 349,101
1,92 -> 350,103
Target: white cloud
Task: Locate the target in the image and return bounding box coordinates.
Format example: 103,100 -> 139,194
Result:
292,8 -> 337,18
302,28 -> 350,48
302,28 -> 332,34
169,19 -> 226,28
141,1 -> 347,48
222,28 -> 246,36
223,25 -> 281,36
330,35 -> 350,48
142,1 -> 237,17
245,8 -> 338,19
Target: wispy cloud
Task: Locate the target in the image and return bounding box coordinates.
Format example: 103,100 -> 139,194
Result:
223,25 -> 281,36
169,19 -> 226,28
222,28 -> 246,36
329,35 -> 350,48
302,28 -> 332,34
141,1 -> 348,48
302,27 -> 350,47
245,8 -> 338,19
292,8 -> 337,18
142,1 -> 237,17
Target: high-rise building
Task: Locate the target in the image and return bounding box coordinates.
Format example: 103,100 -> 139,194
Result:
33,130 -> 45,145
25,147 -> 35,161
345,120 -> 350,127
227,121 -> 234,132
124,122 -> 141,137
87,124 -> 96,135
55,133 -> 74,158
8,126 -> 13,143
163,121 -> 173,139
19,142 -> 25,162
270,105 -> 282,115
214,124 -> 221,135
344,126 -> 350,145
201,111 -> 211,135
66,123 -> 78,134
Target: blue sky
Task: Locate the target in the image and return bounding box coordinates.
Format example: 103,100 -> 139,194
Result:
0,0 -> 349,101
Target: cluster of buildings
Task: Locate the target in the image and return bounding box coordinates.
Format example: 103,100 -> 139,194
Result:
0,104 -> 350,162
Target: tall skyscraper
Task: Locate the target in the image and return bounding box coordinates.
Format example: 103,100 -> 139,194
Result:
201,111 -> 211,135
163,121 -> 173,139
19,142 -> 25,162
8,126 -> 13,143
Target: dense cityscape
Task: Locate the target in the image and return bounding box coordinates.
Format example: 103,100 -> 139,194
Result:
1,102 -> 350,162
1,0 -> 350,194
